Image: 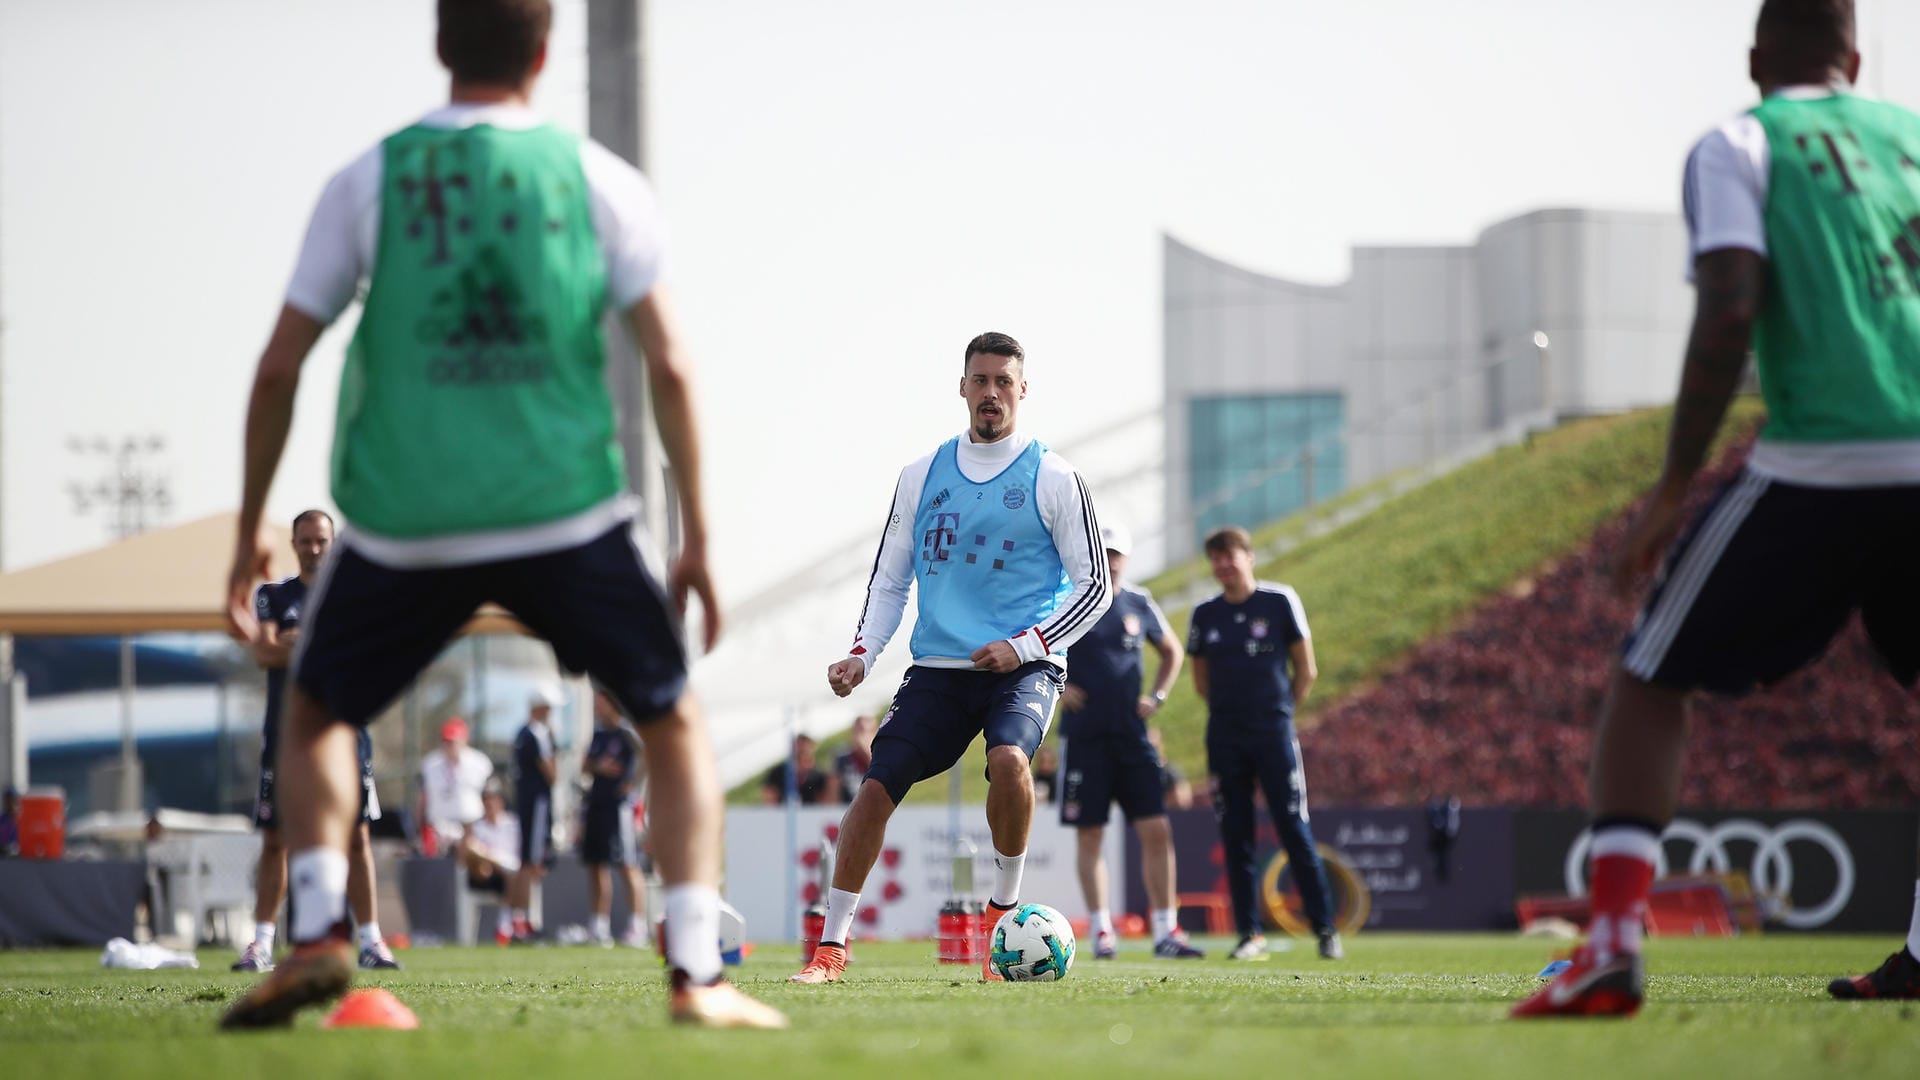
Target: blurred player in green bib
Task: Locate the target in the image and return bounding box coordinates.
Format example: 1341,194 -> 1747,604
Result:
220,0 -> 781,1030
1518,0 -> 1920,1018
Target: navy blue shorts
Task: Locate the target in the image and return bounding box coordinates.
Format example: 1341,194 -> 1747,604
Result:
292,523 -> 688,728
1620,470 -> 1920,693
256,727 -> 378,830
579,798 -> 639,867
864,662 -> 1063,805
1060,734 -> 1166,828
519,793 -> 555,869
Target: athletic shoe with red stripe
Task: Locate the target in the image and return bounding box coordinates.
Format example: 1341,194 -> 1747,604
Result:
1511,946 -> 1644,1018
1828,948 -> 1920,1000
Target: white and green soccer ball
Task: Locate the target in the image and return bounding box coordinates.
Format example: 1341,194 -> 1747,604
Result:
989,902 -> 1076,982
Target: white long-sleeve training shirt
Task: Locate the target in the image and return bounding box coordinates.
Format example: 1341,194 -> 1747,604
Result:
846,431 -> 1110,673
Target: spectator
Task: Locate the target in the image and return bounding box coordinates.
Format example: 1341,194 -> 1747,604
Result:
417,717 -> 493,856
1,785 -> 21,856
762,734 -> 831,805
581,689 -> 648,948
461,785 -> 521,945
1031,743 -> 1060,803
509,684 -> 562,941
833,715 -> 878,805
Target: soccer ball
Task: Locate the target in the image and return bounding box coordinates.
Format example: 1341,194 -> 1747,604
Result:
989,902 -> 1076,982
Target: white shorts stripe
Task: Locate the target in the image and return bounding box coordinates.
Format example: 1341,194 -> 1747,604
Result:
617,799 -> 638,866
530,798 -> 550,866
1623,471 -> 1770,678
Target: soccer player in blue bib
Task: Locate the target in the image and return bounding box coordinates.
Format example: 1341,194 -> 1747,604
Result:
791,332 -> 1112,984
233,509 -> 398,974
1187,526 -> 1341,961
1058,523 -> 1201,960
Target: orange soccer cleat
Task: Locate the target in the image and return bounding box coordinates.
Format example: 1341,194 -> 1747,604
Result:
788,942 -> 848,984
220,938 -> 355,1030
982,901 -> 1016,983
670,972 -> 789,1029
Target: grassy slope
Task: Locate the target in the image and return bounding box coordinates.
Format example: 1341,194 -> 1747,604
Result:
3,935 -> 1914,1079
1141,401 -> 1764,778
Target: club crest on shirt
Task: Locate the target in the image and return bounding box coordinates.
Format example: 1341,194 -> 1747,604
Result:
1122,613 -> 1142,637
1002,486 -> 1026,510
1249,618 -> 1267,640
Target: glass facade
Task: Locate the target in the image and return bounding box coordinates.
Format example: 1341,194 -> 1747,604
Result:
1188,393 -> 1346,544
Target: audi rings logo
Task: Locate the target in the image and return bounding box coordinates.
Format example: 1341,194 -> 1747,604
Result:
1564,818 -> 1856,929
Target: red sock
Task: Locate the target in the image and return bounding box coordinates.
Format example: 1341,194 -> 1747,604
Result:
1587,825 -> 1657,959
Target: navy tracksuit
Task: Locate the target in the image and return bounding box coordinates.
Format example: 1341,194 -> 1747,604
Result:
1187,582 -> 1335,938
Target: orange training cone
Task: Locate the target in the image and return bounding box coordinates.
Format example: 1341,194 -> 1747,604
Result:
322,988 -> 420,1030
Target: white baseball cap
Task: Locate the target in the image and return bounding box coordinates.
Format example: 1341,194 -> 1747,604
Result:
1100,523 -> 1132,556
528,682 -> 564,710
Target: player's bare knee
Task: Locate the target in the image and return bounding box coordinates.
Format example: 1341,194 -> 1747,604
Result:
985,745 -> 1029,784
259,828 -> 285,856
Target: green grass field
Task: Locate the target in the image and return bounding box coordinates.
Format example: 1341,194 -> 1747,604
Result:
4,934 -> 1915,1078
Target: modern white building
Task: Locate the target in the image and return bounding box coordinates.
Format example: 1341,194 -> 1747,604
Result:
1163,208 -> 1692,562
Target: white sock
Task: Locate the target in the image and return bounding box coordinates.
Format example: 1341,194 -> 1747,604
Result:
592,913 -> 612,940
253,922 -> 277,951
497,908 -> 514,935
288,849 -> 349,944
991,849 -> 1026,908
512,908 -> 529,922
823,887 -> 860,946
1152,908 -> 1178,941
357,922 -> 383,949
1091,908 -> 1114,935
664,884 -> 723,984
1906,880 -> 1920,960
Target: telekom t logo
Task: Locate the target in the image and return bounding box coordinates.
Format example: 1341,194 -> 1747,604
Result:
922,512 -> 960,565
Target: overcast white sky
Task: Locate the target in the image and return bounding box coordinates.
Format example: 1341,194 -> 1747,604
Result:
1,0 -> 1913,597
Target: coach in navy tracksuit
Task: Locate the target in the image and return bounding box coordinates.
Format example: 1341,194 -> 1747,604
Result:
1186,525 -> 1340,961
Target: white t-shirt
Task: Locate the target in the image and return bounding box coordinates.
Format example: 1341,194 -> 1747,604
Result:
846,431 -> 1111,672
1681,83 -> 1920,486
420,745 -> 494,839
466,812 -> 521,875
283,102 -> 669,567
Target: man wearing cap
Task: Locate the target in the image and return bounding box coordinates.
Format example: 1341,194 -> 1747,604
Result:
1057,523 -> 1199,960
416,717 -> 493,857
508,684 -> 562,940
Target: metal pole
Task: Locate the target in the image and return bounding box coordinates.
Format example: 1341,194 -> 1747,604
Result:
117,634 -> 142,812
588,0 -> 673,554
782,708 -> 799,942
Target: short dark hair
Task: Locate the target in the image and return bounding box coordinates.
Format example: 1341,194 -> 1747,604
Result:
1755,0 -> 1854,68
292,508 -> 334,533
963,331 -> 1024,372
1203,526 -> 1254,557
438,0 -> 552,85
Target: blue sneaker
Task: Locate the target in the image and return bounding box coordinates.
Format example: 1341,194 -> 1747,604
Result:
358,942 -> 402,970
1153,934 -> 1205,959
